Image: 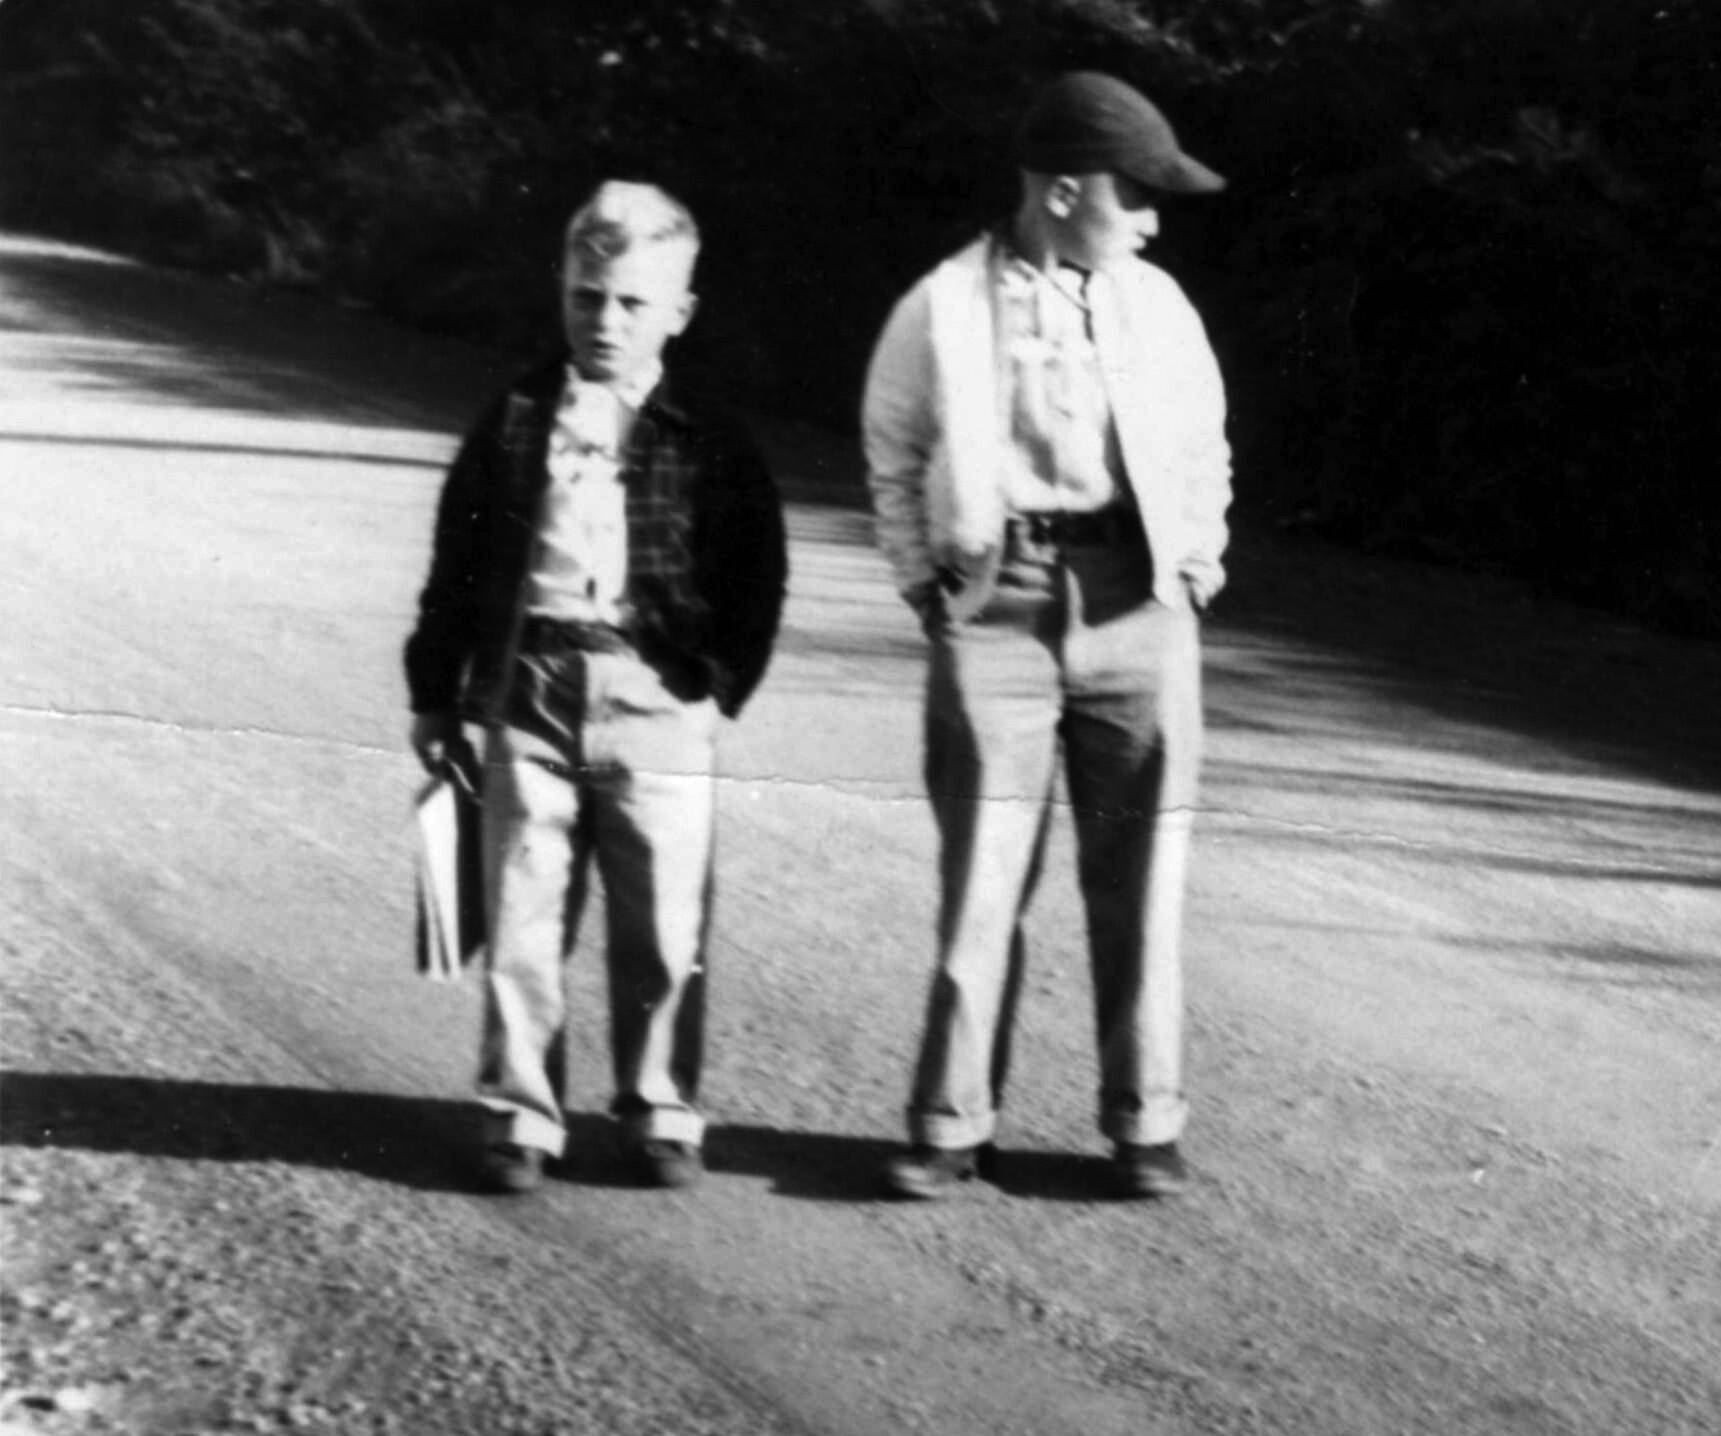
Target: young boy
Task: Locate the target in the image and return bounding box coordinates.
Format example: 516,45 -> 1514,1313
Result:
406,181 -> 787,1192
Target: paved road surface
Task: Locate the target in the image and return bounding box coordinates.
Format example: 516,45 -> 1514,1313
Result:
2,234 -> 1718,1435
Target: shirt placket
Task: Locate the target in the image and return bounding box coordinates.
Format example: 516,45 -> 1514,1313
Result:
1045,271 -> 1099,505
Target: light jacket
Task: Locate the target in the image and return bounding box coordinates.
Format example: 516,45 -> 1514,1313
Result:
863,234 -> 1231,618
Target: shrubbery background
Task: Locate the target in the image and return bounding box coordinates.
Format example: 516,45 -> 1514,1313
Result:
3,0 -> 1717,634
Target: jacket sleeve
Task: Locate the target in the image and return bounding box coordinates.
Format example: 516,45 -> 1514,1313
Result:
1169,293 -> 1233,601
697,422 -> 788,718
862,281 -> 941,604
402,402 -> 499,714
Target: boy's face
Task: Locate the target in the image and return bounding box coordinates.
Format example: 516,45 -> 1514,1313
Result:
1050,172 -> 1161,270
561,242 -> 697,386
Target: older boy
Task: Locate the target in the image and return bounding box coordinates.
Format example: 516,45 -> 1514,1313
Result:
864,74 -> 1232,1199
406,181 -> 787,1192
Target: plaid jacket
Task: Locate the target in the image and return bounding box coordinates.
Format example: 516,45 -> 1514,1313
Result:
405,354 -> 787,720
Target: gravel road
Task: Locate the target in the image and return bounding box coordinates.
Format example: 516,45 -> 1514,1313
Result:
2,233 -> 1717,1436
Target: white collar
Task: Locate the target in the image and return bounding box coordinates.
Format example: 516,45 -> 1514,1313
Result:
564,361 -> 661,412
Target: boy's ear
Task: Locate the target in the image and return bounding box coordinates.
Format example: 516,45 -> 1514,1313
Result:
669,292 -> 699,337
1045,176 -> 1082,219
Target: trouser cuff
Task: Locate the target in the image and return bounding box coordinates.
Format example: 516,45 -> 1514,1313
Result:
479,1101 -> 567,1157
908,1110 -> 999,1150
1100,1095 -> 1187,1147
617,1107 -> 706,1148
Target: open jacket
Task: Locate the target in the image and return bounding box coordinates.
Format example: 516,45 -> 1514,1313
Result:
863,234 -> 1231,618
405,355 -> 787,722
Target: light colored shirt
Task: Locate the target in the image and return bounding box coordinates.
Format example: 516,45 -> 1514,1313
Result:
525,364 -> 659,623
995,252 -> 1122,513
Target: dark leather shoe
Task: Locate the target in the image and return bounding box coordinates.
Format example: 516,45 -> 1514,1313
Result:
884,1143 -> 996,1199
479,1142 -> 547,1194
1113,1141 -> 1188,1199
633,1138 -> 703,1189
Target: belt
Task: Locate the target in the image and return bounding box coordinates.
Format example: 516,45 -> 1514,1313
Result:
519,614 -> 635,655
1007,504 -> 1142,549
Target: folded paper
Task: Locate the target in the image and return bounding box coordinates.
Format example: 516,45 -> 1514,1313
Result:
414,751 -> 486,980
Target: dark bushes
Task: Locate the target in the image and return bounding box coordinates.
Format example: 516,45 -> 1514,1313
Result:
2,0 -> 1716,632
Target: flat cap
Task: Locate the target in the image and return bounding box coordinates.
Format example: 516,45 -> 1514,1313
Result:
1017,71 -> 1225,194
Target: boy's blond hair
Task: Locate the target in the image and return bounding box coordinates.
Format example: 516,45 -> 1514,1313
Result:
564,181 -> 700,267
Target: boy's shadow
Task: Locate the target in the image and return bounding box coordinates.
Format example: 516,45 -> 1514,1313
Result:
556,1110 -> 901,1201
0,1069 -> 480,1193
574,1117 -> 1117,1204
1,1071 -> 1117,1203
0,1071 -> 902,1200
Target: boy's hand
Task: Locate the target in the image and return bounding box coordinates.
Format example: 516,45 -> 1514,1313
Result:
410,711 -> 465,774
1180,569 -> 1221,614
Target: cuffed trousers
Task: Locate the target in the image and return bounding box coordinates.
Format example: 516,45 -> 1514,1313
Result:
909,525 -> 1202,1150
478,644 -> 718,1155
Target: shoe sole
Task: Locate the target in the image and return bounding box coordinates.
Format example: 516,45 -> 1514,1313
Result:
1115,1170 -> 1187,1200
884,1143 -> 1001,1199
630,1143 -> 704,1190
480,1161 -> 546,1195
885,1169 -> 973,1199
884,1157 -> 995,1200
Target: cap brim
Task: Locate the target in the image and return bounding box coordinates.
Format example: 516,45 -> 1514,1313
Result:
1126,152 -> 1227,195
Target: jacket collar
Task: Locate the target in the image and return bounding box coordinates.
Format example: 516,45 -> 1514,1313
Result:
515,350 -> 692,426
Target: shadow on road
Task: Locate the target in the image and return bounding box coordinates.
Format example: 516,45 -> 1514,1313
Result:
564,1113 -> 1146,1204
548,1111 -> 897,1200
710,1130 -> 1165,1205
1214,529 -> 1721,795
0,1070 -> 480,1194
0,238 -> 508,430
0,1071 -> 1144,1206
0,1071 -> 905,1203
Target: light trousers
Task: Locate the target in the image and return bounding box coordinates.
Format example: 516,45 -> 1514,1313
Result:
478,645 -> 717,1155
910,528 -> 1203,1149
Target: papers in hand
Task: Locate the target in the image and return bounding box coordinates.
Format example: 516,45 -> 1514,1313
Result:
415,749 -> 486,980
